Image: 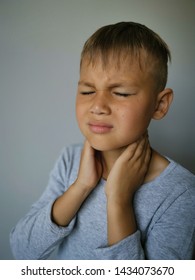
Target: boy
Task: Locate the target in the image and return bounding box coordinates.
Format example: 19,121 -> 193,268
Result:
10,22 -> 195,259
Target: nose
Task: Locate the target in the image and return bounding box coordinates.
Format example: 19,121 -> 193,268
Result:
90,92 -> 111,115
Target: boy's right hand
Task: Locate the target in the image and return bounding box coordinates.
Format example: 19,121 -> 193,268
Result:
52,140 -> 102,226
75,140 -> 102,191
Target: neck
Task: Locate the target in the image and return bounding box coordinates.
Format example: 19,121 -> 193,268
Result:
100,147 -> 126,180
100,147 -> 170,183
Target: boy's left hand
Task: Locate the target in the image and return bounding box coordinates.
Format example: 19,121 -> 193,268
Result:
105,134 -> 151,204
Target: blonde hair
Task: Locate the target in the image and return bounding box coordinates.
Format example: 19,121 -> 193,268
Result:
80,22 -> 171,92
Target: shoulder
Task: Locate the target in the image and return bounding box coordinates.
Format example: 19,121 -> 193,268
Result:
149,158 -> 195,209
50,143 -> 83,185
146,150 -> 195,196
164,159 -> 195,190
60,143 -> 83,162
57,142 -> 84,170
135,158 -> 195,235
136,157 -> 195,210
166,160 -> 195,205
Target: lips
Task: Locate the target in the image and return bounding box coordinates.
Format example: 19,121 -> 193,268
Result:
88,122 -> 113,134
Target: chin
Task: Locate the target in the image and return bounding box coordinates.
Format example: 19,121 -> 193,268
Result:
89,142 -> 110,151
87,138 -> 128,152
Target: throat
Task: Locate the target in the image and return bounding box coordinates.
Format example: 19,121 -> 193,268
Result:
100,148 -> 126,180
100,148 -> 170,183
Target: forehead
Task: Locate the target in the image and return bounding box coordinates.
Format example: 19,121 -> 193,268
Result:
81,46 -> 154,67
80,48 -> 156,76
79,52 -> 154,86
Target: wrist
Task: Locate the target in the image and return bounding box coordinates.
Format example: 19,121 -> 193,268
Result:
107,198 -> 137,246
73,180 -> 95,197
106,192 -> 134,207
107,198 -> 133,213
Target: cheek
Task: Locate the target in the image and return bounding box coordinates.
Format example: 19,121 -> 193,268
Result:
119,107 -> 137,124
75,101 -> 88,134
75,105 -> 83,130
75,103 -> 79,122
119,106 -> 151,132
75,97 -> 84,120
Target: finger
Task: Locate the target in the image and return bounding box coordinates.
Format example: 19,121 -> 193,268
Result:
124,134 -> 148,161
82,140 -> 95,158
119,141 -> 139,162
144,143 -> 152,168
138,143 -> 152,176
132,134 -> 150,160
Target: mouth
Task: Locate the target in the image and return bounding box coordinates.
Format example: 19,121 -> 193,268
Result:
88,122 -> 113,134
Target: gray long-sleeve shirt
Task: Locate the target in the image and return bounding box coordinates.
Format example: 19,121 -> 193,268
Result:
10,144 -> 195,259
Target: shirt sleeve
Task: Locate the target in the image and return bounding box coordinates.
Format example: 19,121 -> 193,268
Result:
95,186 -> 195,260
10,147 -> 77,260
95,230 -> 145,259
145,188 -> 195,260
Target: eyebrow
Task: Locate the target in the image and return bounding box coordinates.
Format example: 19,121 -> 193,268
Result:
78,81 -> 95,87
78,81 -> 131,89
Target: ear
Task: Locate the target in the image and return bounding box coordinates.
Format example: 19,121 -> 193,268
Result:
152,88 -> 173,120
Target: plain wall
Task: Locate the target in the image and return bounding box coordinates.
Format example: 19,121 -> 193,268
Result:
0,0 -> 194,259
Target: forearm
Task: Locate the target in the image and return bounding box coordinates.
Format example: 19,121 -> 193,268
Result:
10,201 -> 74,259
52,181 -> 93,226
107,199 -> 137,246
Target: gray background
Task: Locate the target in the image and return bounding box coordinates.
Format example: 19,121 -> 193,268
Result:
0,0 -> 194,259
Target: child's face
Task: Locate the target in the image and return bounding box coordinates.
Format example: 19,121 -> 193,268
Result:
76,56 -> 158,151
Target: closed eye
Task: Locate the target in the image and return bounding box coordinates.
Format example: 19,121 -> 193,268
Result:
113,92 -> 134,97
80,91 -> 95,95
